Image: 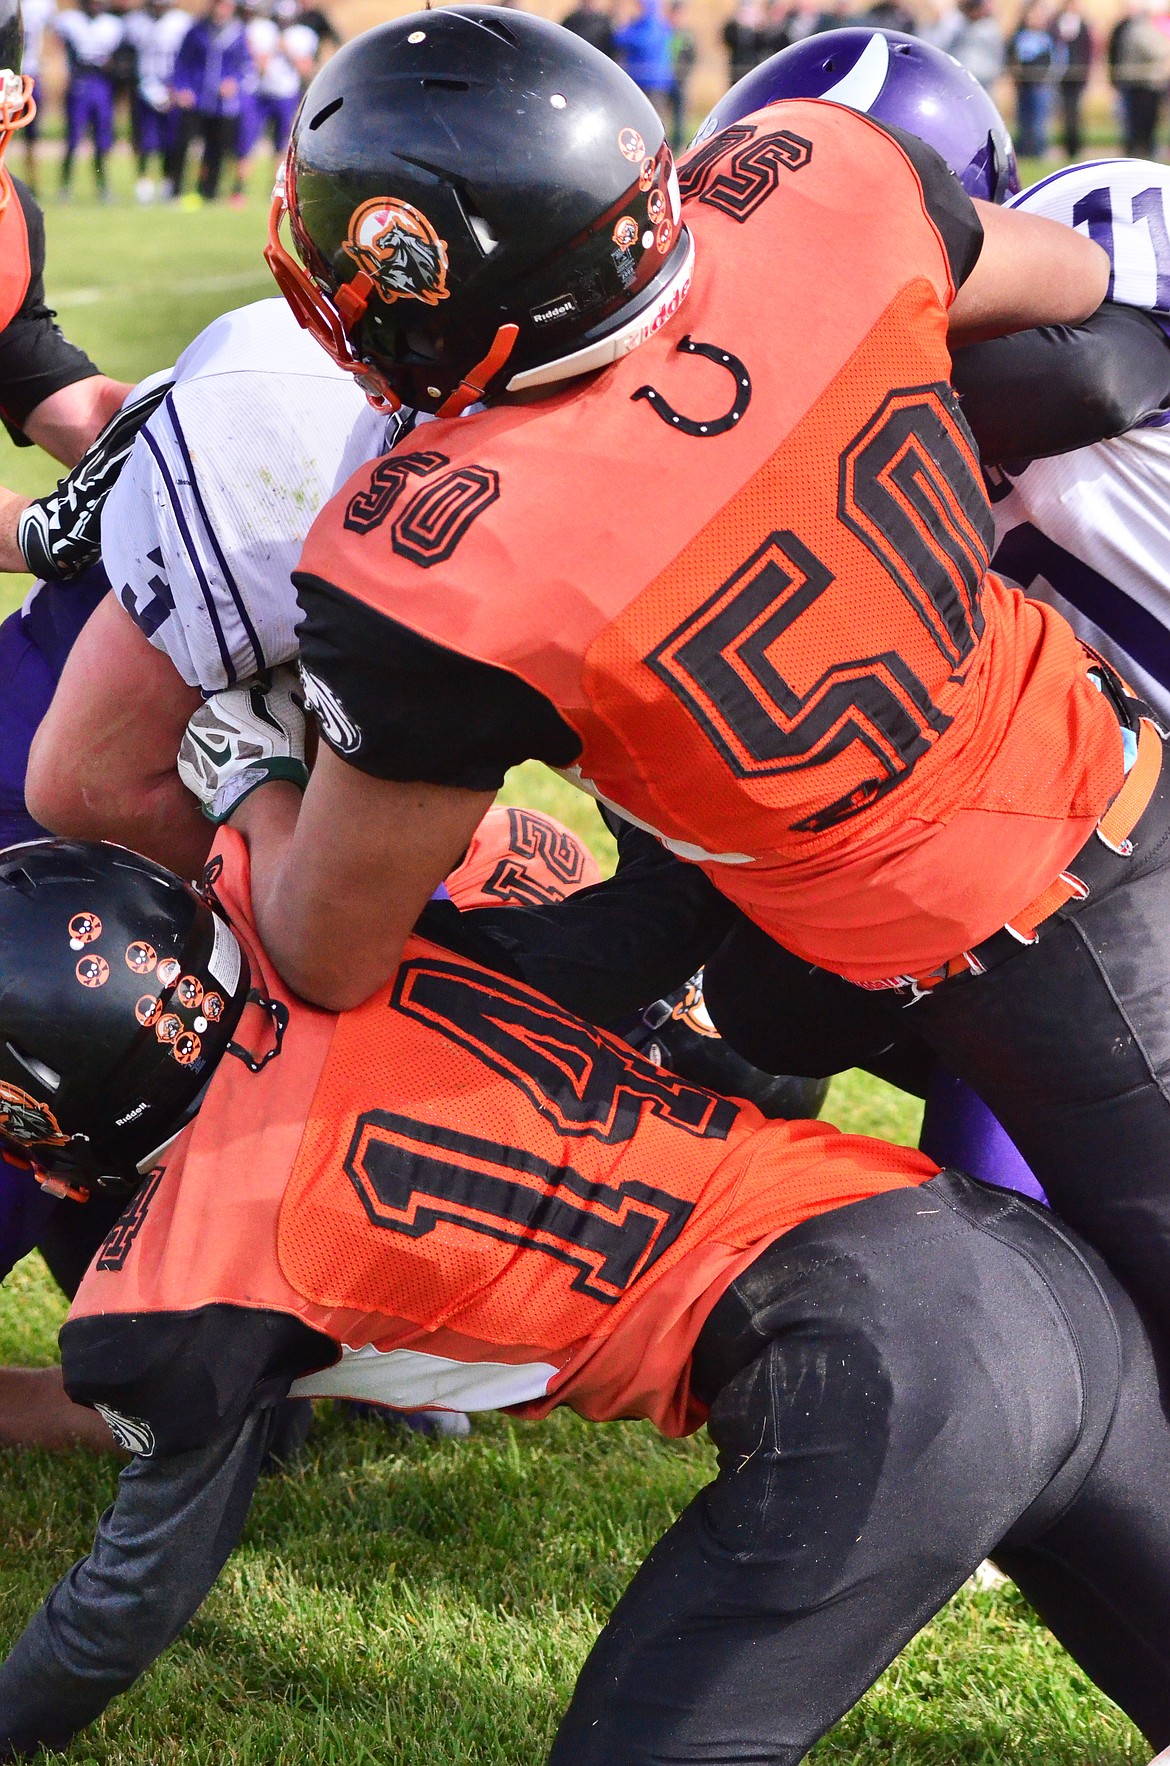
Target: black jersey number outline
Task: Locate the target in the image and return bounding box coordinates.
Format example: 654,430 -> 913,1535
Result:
342,448 -> 500,566
389,956 -> 739,1144
476,807 -> 591,905
645,385 -> 990,832
345,1110 -> 694,1304
679,122 -> 813,221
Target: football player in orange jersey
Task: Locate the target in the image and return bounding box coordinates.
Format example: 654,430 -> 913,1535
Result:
200,9 -> 1170,1353
0,837 -> 1168,1760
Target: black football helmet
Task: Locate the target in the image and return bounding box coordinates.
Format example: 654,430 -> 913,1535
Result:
621,973 -> 831,1122
0,841 -> 250,1200
0,0 -> 34,197
267,4 -> 692,415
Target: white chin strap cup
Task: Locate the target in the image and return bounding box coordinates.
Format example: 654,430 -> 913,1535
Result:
505,228 -> 695,395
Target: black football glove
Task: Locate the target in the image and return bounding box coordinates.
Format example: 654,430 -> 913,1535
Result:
17,375 -> 174,581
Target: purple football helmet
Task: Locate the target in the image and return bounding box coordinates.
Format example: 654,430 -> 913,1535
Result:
695,28 -> 1019,205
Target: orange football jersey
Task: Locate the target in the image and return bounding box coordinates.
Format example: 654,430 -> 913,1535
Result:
69,827 -> 935,1436
0,174 -> 30,333
297,100 -> 1124,983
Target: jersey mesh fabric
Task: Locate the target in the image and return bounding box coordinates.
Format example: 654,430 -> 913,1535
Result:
298,100 -> 1123,983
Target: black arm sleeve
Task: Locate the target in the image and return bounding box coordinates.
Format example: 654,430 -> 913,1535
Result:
295,571 -> 582,789
0,179 -> 100,444
952,303 -> 1170,465
0,1407 -> 273,1756
869,120 -> 985,292
421,819 -> 738,1026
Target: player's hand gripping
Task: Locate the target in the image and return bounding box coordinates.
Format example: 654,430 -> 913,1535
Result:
177,668 -> 309,824
17,375 -> 174,580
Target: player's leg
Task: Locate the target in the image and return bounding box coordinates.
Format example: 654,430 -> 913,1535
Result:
913,762 -> 1170,1335
994,1249 -> 1170,1749
59,78 -> 82,192
549,1174 -> 1132,1765
92,76 -> 114,197
24,591 -> 209,878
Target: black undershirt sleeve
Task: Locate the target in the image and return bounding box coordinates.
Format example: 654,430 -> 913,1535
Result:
868,120 -> 985,292
0,178 -> 100,445
952,303 -> 1170,465
295,571 -> 581,789
422,818 -> 738,1027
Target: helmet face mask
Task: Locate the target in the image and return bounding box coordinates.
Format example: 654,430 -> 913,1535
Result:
697,27 -> 1019,206
270,4 -> 693,414
0,841 -> 251,1201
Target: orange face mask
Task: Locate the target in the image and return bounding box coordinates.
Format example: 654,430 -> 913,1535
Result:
0,72 -> 36,212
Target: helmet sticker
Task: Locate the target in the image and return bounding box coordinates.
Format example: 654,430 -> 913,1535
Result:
76,955 -> 109,988
343,198 -> 451,309
157,957 -> 181,989
647,188 -> 666,225
175,975 -> 204,1011
638,155 -> 656,192
203,992 -> 225,1023
618,127 -> 645,162
155,1013 -> 182,1045
0,1080 -> 69,1147
172,1031 -> 201,1066
135,995 -> 161,1028
655,217 -> 675,254
126,941 -> 157,975
613,215 -> 638,249
68,912 -> 102,950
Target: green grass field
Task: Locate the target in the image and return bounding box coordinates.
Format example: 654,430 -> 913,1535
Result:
0,161 -> 1148,1764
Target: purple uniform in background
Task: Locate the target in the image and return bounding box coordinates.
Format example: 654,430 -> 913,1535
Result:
54,8 -> 121,157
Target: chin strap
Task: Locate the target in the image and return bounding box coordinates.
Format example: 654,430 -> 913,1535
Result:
437,324 -> 520,417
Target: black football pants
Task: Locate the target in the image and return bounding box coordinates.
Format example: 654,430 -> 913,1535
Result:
548,1173 -> 1170,1764
704,739 -> 1170,1343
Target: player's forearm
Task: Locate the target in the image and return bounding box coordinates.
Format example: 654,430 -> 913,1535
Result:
0,1412 -> 268,1755
0,484 -> 31,573
22,374 -> 134,468
949,201 -> 1110,345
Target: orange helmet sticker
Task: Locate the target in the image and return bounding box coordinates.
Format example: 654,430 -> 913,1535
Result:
157,958 -> 181,989
343,198 -> 451,309
155,1013 -> 182,1045
0,1080 -> 68,1147
68,912 -> 102,949
135,995 -> 161,1028
175,975 -> 204,1011
647,188 -> 666,225
613,215 -> 639,250
202,992 -> 225,1023
125,941 -> 157,975
76,955 -> 109,988
638,155 -> 656,191
618,126 -> 645,162
172,1031 -> 201,1066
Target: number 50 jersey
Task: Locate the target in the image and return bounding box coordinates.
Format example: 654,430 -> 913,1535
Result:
63,829 -> 933,1444
296,99 -> 1123,987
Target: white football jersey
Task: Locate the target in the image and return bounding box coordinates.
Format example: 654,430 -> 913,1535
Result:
101,299 -> 394,694
992,160 -> 1170,725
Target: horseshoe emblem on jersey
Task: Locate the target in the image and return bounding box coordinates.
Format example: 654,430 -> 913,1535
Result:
631,336 -> 751,438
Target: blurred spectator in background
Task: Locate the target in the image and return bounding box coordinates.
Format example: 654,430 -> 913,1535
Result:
1052,0 -> 1092,157
770,0 -> 823,47
19,0 -> 55,195
614,0 -> 674,118
666,0 -> 694,144
1006,0 -> 1064,157
167,0 -> 250,201
722,0 -> 766,85
919,0 -> 964,52
1109,0 -> 1170,157
54,0 -> 122,200
296,0 -> 336,50
562,0 -> 615,56
124,0 -> 189,201
859,0 -> 916,32
951,0 -> 1005,90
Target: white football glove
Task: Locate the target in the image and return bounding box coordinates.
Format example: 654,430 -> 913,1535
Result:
177,667 -> 308,824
